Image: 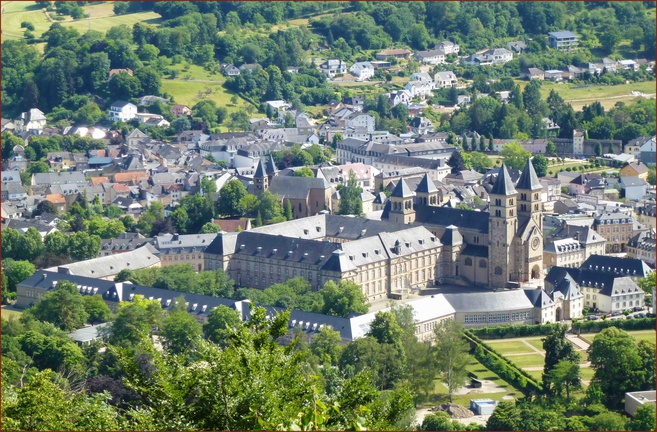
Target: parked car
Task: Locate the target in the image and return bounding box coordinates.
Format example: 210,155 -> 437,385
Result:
611,311 -> 623,317
636,313 -> 646,318
646,313 -> 655,318
626,315 -> 634,319
633,306 -> 644,312
587,315 -> 599,321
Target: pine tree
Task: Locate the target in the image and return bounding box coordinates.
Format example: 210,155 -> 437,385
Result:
461,136 -> 468,151
255,211 -> 263,227
479,135 -> 486,152
488,134 -> 494,152
470,135 -> 477,152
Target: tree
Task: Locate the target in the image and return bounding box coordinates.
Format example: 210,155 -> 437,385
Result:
587,411 -> 628,431
83,295 -> 112,324
68,232 -> 101,260
587,327 -> 648,409
542,325 -> 579,394
44,231 -> 69,256
310,326 -> 343,365
629,404 -> 656,431
531,154 -> 548,177
320,280 -> 369,317
73,102 -> 103,125
433,319 -> 471,403
447,150 -> 466,173
20,227 -> 45,262
294,167 -> 314,177
546,141 -> 556,156
469,151 -> 492,173
257,190 -> 283,223
486,401 -> 522,430
160,297 -> 203,355
169,206 -> 189,234
499,142 -> 532,170
227,110 -> 251,132
421,412 -> 457,431
34,200 -> 59,216
2,259 -> 35,293
599,27 -> 622,55
216,179 -> 248,217
203,304 -> 243,346
338,171 -> 363,216
199,222 -> 221,233
108,72 -> 142,100
108,295 -> 163,348
29,280 -> 89,331
544,359 -> 582,402
488,134 -> 494,152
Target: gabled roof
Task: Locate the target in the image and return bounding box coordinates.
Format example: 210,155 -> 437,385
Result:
254,158 -> 267,178
516,159 -> 543,191
490,164 -> 517,195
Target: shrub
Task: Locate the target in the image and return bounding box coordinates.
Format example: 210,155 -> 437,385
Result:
21,21 -> 35,31
470,323 -> 565,339
572,317 -> 655,333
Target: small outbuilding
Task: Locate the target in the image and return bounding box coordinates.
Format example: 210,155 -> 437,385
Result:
470,399 -> 498,415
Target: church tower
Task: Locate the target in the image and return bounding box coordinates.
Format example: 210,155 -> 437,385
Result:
389,178 -> 416,224
515,158 -> 544,283
266,153 -> 278,183
488,164 -> 518,287
253,158 -> 269,195
416,173 -> 439,207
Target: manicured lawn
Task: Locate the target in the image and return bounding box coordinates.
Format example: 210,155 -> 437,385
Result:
581,330 -> 656,345
508,353 -> 545,369
580,367 -> 596,382
66,11 -> 163,35
526,338 -> 546,352
486,340 -> 535,355
526,369 -> 543,382
1,1 -> 51,40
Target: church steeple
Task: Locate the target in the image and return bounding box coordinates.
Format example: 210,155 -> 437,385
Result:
516,158 -> 542,226
490,163 -> 517,196
253,158 -> 269,194
389,178 -> 415,224
488,163 -> 518,287
416,173 -> 439,206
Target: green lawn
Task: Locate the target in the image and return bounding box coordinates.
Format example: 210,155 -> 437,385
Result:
581,330 -> 656,345
486,340 -> 535,355
526,338 -> 546,352
161,80 -> 256,114
526,369 -> 543,382
508,353 -> 545,369
580,367 -> 596,382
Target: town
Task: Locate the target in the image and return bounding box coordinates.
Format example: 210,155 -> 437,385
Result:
1,1 -> 656,430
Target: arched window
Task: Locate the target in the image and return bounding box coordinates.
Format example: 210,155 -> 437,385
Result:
495,266 -> 503,275
479,259 -> 487,268
465,258 -> 473,266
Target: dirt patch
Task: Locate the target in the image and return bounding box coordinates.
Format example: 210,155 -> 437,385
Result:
502,394 -> 515,400
451,380 -> 507,395
433,403 -> 475,419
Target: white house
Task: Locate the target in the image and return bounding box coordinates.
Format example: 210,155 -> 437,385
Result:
388,90 -> 413,106
435,41 -> 460,55
320,59 -> 347,78
463,48 -> 513,66
108,101 -> 138,122
344,112 -> 375,132
413,49 -> 446,65
620,176 -> 648,201
14,108 -> 47,133
618,60 -> 639,71
410,72 -> 433,83
405,81 -> 434,99
434,71 -> 458,89
349,62 -> 374,80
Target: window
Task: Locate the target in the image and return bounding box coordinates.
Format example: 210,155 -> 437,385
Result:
479,259 -> 487,268
465,258 -> 473,266
495,266 -> 503,275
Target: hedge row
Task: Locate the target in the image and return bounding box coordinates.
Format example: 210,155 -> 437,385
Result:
470,323 -> 568,339
572,317 -> 656,333
465,331 -> 543,395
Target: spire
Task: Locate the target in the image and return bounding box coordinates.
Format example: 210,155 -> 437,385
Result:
391,178 -> 414,198
266,153 -> 277,175
490,163 -> 517,196
254,158 -> 266,178
516,158 -> 542,191
416,173 -> 438,194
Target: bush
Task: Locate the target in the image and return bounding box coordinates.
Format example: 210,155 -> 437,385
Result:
470,323 -> 566,339
466,331 -> 543,395
572,317 -> 655,333
21,21 -> 35,31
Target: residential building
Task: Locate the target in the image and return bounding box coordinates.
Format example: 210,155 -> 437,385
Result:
463,48 -> 513,66
138,95 -> 170,106
625,392 -> 656,417
222,64 -> 240,76
520,68 -> 545,80
620,176 -> 648,201
375,49 -> 411,60
108,68 -> 133,80
349,62 -> 374,80
506,41 -> 527,54
593,208 -> 636,253
13,108 -> 47,133
409,117 -> 435,136
108,100 -> 138,122
434,71 -> 458,88
544,70 -> 564,82
320,59 -> 347,78
640,136 -> 655,166
405,81 -> 434,99
414,49 -> 446,65
151,233 -> 218,271
620,161 -> 650,181
435,41 -> 459,55
548,31 -> 579,51
627,230 -> 656,266
618,59 -> 639,71
100,233 -> 153,257
172,104 -> 191,117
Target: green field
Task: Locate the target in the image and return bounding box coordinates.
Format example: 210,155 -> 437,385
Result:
580,367 -> 596,382
486,340 -> 535,355
1,1 -> 162,40
525,338 -> 546,352
581,330 -> 656,345
508,353 -> 545,369
1,306 -> 23,321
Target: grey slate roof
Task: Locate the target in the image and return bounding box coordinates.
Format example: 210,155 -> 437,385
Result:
440,225 -> 463,246
581,254 -> 651,278
268,176 -> 331,200
391,177 -> 415,198
414,207 -> 490,234
490,164 -> 517,195
441,290 -> 538,313
516,159 -> 543,191
45,246 -> 160,278
416,173 -> 438,194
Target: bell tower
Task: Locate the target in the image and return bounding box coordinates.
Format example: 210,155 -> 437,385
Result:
389,178 -> 416,224
253,158 -> 268,195
488,164 -> 518,287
